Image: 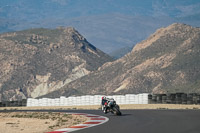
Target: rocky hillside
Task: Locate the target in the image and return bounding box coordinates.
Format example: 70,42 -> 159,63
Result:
42,23 -> 200,98
0,27 -> 113,101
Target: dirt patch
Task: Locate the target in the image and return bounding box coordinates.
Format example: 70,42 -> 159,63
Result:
0,105 -> 102,111
0,112 -> 87,133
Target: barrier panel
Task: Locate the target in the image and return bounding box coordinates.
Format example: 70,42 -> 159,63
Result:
2,93 -> 200,108
26,93 -> 149,107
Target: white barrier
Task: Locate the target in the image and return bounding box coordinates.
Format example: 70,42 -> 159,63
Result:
27,93 -> 149,107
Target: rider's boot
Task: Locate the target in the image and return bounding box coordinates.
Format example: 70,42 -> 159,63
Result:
104,107 -> 108,114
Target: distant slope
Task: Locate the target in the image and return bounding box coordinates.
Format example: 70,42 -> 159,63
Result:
0,27 -> 113,101
41,23 -> 200,98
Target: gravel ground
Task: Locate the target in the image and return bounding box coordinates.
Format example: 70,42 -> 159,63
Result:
0,112 -> 87,133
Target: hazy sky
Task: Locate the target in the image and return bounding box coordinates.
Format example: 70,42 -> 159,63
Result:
1,0 -> 200,19
1,0 -> 200,53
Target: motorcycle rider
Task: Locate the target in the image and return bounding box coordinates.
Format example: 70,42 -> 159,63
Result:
101,96 -> 109,114
101,96 -> 121,115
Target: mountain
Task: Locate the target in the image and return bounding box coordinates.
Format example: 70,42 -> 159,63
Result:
41,23 -> 200,98
0,27 -> 113,101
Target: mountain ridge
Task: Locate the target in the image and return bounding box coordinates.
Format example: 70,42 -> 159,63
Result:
0,27 -> 113,101
40,23 -> 200,98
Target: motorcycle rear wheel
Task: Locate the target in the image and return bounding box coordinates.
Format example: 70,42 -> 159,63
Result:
113,107 -> 122,116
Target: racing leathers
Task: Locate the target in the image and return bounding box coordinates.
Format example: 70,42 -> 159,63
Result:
101,97 -> 109,114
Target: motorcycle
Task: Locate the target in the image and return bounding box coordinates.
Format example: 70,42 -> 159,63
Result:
102,98 -> 122,116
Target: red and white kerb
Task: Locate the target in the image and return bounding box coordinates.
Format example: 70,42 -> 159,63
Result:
47,113 -> 109,133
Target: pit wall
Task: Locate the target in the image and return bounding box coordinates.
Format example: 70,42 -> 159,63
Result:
27,93 -> 149,107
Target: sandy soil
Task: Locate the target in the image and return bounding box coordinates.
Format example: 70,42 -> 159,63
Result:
0,112 -> 87,133
1,104 -> 200,111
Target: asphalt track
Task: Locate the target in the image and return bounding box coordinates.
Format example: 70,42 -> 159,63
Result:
1,109 -> 200,133
62,110 -> 200,133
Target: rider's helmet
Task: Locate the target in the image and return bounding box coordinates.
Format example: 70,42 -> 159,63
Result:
102,96 -> 106,100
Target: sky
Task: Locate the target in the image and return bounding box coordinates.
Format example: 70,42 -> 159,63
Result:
0,0 -> 200,54
1,0 -> 200,19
